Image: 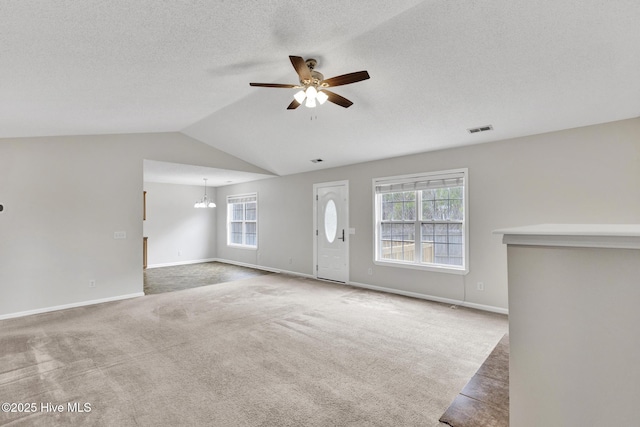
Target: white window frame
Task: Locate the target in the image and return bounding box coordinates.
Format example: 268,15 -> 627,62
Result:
373,168 -> 469,275
226,193 -> 258,249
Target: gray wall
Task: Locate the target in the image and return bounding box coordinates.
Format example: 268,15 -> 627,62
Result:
1,118 -> 638,317
143,182 -> 217,267
506,242 -> 640,425
0,132 -> 268,317
215,118 -> 640,312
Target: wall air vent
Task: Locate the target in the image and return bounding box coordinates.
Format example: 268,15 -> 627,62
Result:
468,125 -> 493,134
310,158 -> 323,163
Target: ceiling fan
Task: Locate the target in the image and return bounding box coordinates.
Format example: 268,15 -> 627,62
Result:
249,56 -> 370,109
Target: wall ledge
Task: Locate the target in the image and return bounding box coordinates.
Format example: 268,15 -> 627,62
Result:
494,224 -> 640,249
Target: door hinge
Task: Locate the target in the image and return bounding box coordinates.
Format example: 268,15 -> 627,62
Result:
316,194 -> 318,201
316,229 -> 318,236
316,264 -> 318,271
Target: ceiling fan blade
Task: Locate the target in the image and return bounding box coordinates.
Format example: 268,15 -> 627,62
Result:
322,90 -> 353,108
289,56 -> 311,82
321,71 -> 370,87
287,99 -> 301,110
250,82 -> 298,88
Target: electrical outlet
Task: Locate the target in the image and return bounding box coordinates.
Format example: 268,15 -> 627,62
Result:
367,268 -> 373,275
178,250 -> 182,256
89,280 -> 96,288
477,282 -> 484,291
114,231 -> 126,239
288,257 -> 293,264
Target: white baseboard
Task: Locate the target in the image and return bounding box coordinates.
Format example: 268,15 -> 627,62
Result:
0,292 -> 145,321
146,258 -> 217,269
348,281 -> 508,315
148,256 -> 315,278
462,301 -> 509,315
212,258 -> 280,273
212,258 -> 315,279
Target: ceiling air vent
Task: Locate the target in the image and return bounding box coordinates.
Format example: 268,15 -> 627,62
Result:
468,125 -> 493,134
310,158 -> 323,163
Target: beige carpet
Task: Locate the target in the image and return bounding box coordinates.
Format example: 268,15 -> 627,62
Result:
144,261 -> 272,295
1,274 -> 507,426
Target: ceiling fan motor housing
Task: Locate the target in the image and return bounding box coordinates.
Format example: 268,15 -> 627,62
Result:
300,59 -> 324,86
307,70 -> 325,86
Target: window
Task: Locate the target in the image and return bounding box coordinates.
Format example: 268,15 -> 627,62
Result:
373,169 -> 468,274
227,193 -> 258,248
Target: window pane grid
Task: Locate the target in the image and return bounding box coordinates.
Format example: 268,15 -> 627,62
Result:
244,222 -> 257,246
227,194 -> 257,248
375,171 -> 466,271
230,221 -> 243,245
380,223 -> 415,262
245,202 -> 257,221
232,204 -> 244,221
379,219 -> 463,265
421,186 -> 463,221
381,191 -> 415,221
421,222 -> 463,266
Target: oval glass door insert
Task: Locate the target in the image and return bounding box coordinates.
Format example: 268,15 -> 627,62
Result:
324,199 -> 338,243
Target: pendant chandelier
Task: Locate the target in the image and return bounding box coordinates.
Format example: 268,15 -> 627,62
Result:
194,178 -> 216,208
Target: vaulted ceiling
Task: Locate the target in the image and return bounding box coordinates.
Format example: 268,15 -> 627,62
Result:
2,1 -> 639,178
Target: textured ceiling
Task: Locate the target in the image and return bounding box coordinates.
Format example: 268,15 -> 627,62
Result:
2,0 -> 639,178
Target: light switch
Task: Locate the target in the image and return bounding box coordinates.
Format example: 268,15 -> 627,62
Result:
349,228 -> 356,235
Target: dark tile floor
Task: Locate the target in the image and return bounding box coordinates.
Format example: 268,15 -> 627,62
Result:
143,261 -> 272,295
439,334 -> 509,427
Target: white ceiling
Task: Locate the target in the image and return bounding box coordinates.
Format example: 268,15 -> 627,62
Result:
2,1 -> 639,180
143,160 -> 274,187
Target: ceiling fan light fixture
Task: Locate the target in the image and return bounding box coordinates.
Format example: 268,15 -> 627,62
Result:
304,86 -> 319,108
294,90 -> 306,103
306,86 -> 318,98
305,96 -> 317,108
316,90 -> 328,105
305,86 -> 318,103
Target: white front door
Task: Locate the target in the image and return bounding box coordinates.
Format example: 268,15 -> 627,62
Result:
315,182 -> 348,283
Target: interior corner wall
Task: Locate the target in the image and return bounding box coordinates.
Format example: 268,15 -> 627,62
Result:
215,117 -> 640,312
143,182 -> 217,267
0,132 -> 268,318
